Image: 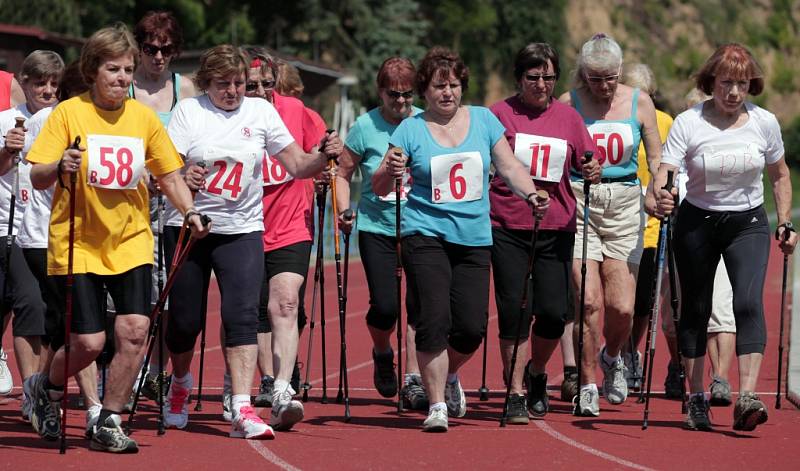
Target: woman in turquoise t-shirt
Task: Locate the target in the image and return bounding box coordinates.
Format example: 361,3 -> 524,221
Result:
373,47 -> 547,433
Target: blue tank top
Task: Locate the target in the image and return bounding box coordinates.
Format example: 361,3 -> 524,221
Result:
128,72 -> 181,127
570,88 -> 641,181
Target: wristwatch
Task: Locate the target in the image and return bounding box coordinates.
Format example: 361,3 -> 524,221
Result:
776,221 -> 795,240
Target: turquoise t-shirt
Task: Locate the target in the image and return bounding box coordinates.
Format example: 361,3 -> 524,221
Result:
128,72 -> 181,127
345,106 -> 422,237
389,106 -> 505,246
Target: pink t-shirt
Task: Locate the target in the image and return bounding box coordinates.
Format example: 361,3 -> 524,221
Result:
489,96 -> 596,232
0,71 -> 13,111
261,93 -> 324,251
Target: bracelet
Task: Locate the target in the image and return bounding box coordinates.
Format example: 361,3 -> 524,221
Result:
184,208 -> 200,224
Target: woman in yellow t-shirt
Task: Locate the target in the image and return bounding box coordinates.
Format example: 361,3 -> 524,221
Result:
25,24 -> 208,454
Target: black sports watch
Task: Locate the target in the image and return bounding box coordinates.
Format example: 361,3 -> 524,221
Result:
776,221 -> 795,240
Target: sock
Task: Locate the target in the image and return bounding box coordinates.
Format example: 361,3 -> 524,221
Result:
564,365 -> 578,376
446,373 -> 458,384
232,394 -> 250,415
273,378 -> 291,398
173,372 -> 192,388
429,401 -> 447,412
580,383 -> 598,392
602,349 -> 620,366
97,408 -> 120,425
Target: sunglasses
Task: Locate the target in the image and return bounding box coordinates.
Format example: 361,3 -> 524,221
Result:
386,89 -> 414,100
524,74 -> 557,83
586,73 -> 620,83
245,80 -> 276,92
141,43 -> 176,57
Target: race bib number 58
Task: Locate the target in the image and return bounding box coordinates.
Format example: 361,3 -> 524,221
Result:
430,151 -> 483,203
87,134 -> 145,190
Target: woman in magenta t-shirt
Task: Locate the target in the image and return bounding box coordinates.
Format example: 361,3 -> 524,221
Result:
488,43 -> 599,423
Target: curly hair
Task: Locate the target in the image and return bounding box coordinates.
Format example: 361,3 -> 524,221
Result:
415,46 -> 469,96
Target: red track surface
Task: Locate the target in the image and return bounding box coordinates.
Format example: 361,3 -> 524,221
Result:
1,246 -> 798,470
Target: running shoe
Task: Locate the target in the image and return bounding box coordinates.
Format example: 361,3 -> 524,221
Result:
163,380 -> 191,429
141,371 -> 171,402
573,386 -> 600,417
524,364 -> 549,418
231,405 -> 275,439
22,375 -> 34,422
422,407 -> 448,432
685,394 -> 712,431
372,349 -> 397,398
560,370 -> 578,402
733,392 -> 768,432
270,385 -> 304,431
444,378 -> 466,418
598,347 -> 628,405
401,374 -> 429,410
222,374 -> 233,422
29,373 -> 62,441
253,375 -> 274,408
709,376 -> 732,407
624,350 -> 642,391
505,394 -> 529,425
664,361 -> 684,399
85,403 -> 102,439
90,413 -> 139,453
0,348 -> 12,395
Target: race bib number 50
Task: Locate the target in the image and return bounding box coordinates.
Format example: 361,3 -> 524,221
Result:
203,148 -> 257,201
87,134 -> 145,190
513,133 -> 568,183
588,122 -> 634,168
430,151 -> 483,203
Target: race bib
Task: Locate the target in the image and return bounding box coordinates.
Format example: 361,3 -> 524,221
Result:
513,133 -> 568,183
86,134 -> 146,190
17,163 -> 33,204
703,142 -> 763,192
261,152 -> 294,187
588,123 -> 634,168
203,148 -> 257,201
430,151 -> 483,203
379,167 -> 412,202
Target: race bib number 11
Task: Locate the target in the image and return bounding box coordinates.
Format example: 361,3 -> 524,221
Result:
430,151 -> 483,203
513,133 -> 568,183
87,134 -> 146,190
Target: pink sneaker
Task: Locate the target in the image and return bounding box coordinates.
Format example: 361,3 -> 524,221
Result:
230,406 -> 275,439
164,382 -> 191,429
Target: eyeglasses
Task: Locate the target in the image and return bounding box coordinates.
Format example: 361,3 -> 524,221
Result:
524,74 -> 557,83
586,73 -> 620,83
386,89 -> 414,100
245,80 -> 276,91
141,43 -> 176,57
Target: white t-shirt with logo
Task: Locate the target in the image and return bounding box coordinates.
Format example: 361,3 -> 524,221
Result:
166,95 -> 294,234
15,106 -> 54,248
661,102 -> 784,212
0,104 -> 34,238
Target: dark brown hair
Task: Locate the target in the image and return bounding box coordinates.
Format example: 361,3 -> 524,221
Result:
134,11 -> 184,57
58,61 -> 89,101
513,43 -> 560,82
694,43 -> 764,96
416,46 -> 469,96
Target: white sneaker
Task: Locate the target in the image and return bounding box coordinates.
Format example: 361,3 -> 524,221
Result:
85,403 -> 102,438
231,405 -> 275,439
0,348 -> 13,395
163,380 -> 191,429
270,386 -> 304,431
574,386 -> 600,417
423,407 -> 448,432
599,347 -> 628,405
444,379 -> 466,418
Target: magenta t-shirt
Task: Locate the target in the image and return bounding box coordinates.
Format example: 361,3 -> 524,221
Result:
489,96 -> 596,232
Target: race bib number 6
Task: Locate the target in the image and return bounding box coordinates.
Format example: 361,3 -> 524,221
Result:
513,133 -> 568,183
87,134 -> 145,190
262,152 -> 294,187
588,122 -> 634,168
430,151 -> 483,203
203,148 -> 257,201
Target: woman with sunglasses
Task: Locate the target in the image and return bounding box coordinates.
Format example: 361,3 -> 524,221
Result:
558,33 -> 662,417
334,57 -> 430,409
489,43 -> 599,424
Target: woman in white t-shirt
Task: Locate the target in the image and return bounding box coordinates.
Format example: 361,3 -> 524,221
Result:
656,43 -> 797,432
162,45 -> 341,440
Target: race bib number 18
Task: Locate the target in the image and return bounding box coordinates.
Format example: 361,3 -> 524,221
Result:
513,133 -> 568,183
430,151 -> 483,203
262,152 -> 294,187
588,122 -> 634,168
87,134 -> 146,190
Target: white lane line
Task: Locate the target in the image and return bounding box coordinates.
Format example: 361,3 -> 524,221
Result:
533,421 -> 656,471
247,440 -> 302,471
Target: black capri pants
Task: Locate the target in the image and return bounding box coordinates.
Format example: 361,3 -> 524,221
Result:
402,234 -> 489,354
492,228 -> 575,341
0,238 -> 46,338
22,248 -> 64,348
634,247 -> 657,318
165,228 -> 264,353
673,201 -> 770,358
360,231 -> 418,331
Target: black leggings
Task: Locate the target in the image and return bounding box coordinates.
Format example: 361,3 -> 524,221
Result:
673,201 -> 769,358
165,228 -> 264,353
360,231 -> 409,331
402,235 -> 489,354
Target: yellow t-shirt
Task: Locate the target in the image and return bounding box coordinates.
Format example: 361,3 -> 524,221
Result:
637,109 -> 674,248
26,93 -> 183,275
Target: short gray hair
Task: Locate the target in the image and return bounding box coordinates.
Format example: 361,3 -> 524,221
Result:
622,63 -> 656,95
574,33 -> 623,87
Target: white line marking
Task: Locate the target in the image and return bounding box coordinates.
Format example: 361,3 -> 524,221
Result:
247,440 -> 302,471
533,421 -> 656,471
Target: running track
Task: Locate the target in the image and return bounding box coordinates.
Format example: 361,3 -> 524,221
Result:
1,246 -> 797,470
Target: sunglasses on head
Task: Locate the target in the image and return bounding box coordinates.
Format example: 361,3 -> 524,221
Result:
524,74 -> 557,83
246,80 -> 276,92
141,43 -> 176,57
386,89 -> 414,100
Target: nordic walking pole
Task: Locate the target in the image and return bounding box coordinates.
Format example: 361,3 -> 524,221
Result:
638,248 -> 660,404
60,135 -> 81,454
392,147 -> 405,413
479,310 -> 490,401
2,118 -> 24,309
501,190 -> 548,427
642,170 -> 674,430
336,208 -> 354,403
666,226 -> 687,413
329,156 -> 351,421
776,226 -> 791,409
156,191 -> 166,434
302,183 -> 327,402
191,162 -> 208,411
574,151 -> 593,416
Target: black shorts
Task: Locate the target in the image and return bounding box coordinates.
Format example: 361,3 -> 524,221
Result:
0,237 -> 46,337
53,264 -> 152,335
634,247 -> 657,318
258,241 -> 311,333
22,248 -> 62,347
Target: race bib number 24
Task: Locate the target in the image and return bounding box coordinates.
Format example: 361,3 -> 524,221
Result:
87,134 -> 145,190
429,151 -> 483,203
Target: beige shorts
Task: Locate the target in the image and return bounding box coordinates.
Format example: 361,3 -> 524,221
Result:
661,259 -> 736,336
572,181 -> 644,265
